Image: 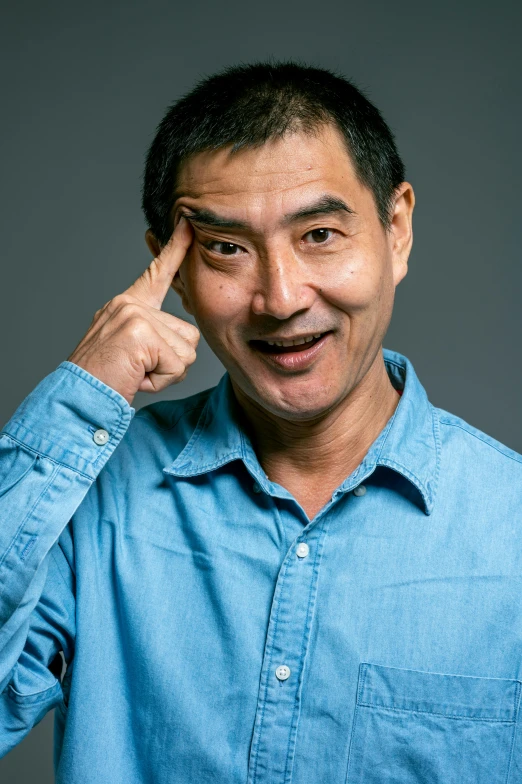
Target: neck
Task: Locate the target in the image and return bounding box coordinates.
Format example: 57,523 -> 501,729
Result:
232,351 -> 400,488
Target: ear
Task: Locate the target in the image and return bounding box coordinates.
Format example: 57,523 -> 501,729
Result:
145,228 -> 161,258
389,182 -> 415,287
144,228 -> 194,315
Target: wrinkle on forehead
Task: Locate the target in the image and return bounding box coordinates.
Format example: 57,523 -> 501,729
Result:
175,126 -> 354,202
178,164 -> 340,199
178,175 -> 335,203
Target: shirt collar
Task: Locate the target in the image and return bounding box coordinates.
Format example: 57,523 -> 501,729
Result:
164,348 -> 440,515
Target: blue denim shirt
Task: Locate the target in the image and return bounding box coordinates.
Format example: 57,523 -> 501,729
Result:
1,348 -> 522,783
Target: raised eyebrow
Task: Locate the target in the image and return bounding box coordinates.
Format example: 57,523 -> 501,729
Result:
281,196 -> 356,225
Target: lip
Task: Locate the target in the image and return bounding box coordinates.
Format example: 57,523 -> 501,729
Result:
250,332 -> 332,371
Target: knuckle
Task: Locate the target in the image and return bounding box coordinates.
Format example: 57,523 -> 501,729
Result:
187,326 -> 200,344
105,294 -> 127,315
175,341 -> 196,364
149,256 -> 161,273
111,293 -> 131,308
143,259 -> 160,284
119,302 -> 142,320
169,355 -> 186,375
125,315 -> 151,341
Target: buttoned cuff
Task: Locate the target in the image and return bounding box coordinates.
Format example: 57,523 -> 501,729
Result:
1,361 -> 135,479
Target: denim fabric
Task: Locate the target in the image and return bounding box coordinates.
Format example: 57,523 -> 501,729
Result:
1,348 -> 522,783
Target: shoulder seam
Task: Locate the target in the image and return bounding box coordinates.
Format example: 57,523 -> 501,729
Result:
438,417 -> 522,465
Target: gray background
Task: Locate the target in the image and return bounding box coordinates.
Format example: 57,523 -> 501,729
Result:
1,0 -> 521,780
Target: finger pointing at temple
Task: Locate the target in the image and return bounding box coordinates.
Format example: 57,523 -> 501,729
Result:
126,216 -> 194,310
67,215 -> 199,405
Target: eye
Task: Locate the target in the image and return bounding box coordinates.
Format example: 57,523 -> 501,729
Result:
204,240 -> 242,256
304,228 -> 333,244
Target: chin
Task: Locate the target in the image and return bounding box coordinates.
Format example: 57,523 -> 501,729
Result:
256,380 -> 342,421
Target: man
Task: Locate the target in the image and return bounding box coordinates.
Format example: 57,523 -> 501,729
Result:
1,62 -> 521,784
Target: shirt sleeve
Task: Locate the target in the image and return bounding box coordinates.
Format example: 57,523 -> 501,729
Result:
0,361 -> 134,754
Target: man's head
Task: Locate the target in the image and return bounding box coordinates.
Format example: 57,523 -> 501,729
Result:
142,62 -> 414,422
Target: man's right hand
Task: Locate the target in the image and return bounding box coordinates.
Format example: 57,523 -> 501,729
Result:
67,217 -> 200,406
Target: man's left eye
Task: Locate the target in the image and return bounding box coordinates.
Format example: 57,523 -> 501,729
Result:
304,228 -> 333,243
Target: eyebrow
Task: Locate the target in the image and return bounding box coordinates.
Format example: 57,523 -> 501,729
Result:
282,195 -> 356,225
179,195 -> 356,231
180,207 -> 248,230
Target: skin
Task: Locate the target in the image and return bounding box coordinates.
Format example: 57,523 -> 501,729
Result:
145,123 -> 415,520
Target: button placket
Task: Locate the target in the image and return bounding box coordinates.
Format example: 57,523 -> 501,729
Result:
247,519 -> 329,784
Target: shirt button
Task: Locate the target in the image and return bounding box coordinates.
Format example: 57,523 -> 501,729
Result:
93,429 -> 109,446
275,665 -> 291,681
296,542 -> 310,558
353,484 -> 367,497
253,482 -> 262,494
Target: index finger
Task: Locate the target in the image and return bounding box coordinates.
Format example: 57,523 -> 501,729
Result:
126,216 -> 194,309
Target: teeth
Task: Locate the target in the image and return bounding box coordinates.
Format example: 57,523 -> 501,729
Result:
265,333 -> 323,347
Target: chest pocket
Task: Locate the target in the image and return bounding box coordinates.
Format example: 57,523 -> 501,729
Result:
346,663 -> 521,784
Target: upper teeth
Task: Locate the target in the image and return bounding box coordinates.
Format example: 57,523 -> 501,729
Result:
266,333 -> 323,347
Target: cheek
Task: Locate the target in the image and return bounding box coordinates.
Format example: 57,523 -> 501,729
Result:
184,259 -> 248,334
320,249 -> 394,314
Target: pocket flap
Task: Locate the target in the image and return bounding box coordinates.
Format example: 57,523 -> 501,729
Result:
358,663 -> 521,721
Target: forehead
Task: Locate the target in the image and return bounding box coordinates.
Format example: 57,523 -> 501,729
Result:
174,124 -> 365,219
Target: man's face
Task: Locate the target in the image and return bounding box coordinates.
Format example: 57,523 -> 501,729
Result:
170,123 -> 413,421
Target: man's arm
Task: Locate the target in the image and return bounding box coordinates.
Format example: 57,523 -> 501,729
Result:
0,217 -> 199,755
0,361 -> 134,756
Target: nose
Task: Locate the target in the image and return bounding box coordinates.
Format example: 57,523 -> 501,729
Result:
251,249 -> 316,320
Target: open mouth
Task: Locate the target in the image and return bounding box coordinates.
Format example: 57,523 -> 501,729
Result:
249,331 -> 331,354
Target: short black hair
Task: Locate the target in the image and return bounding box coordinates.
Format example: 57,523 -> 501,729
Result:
142,61 -> 406,246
